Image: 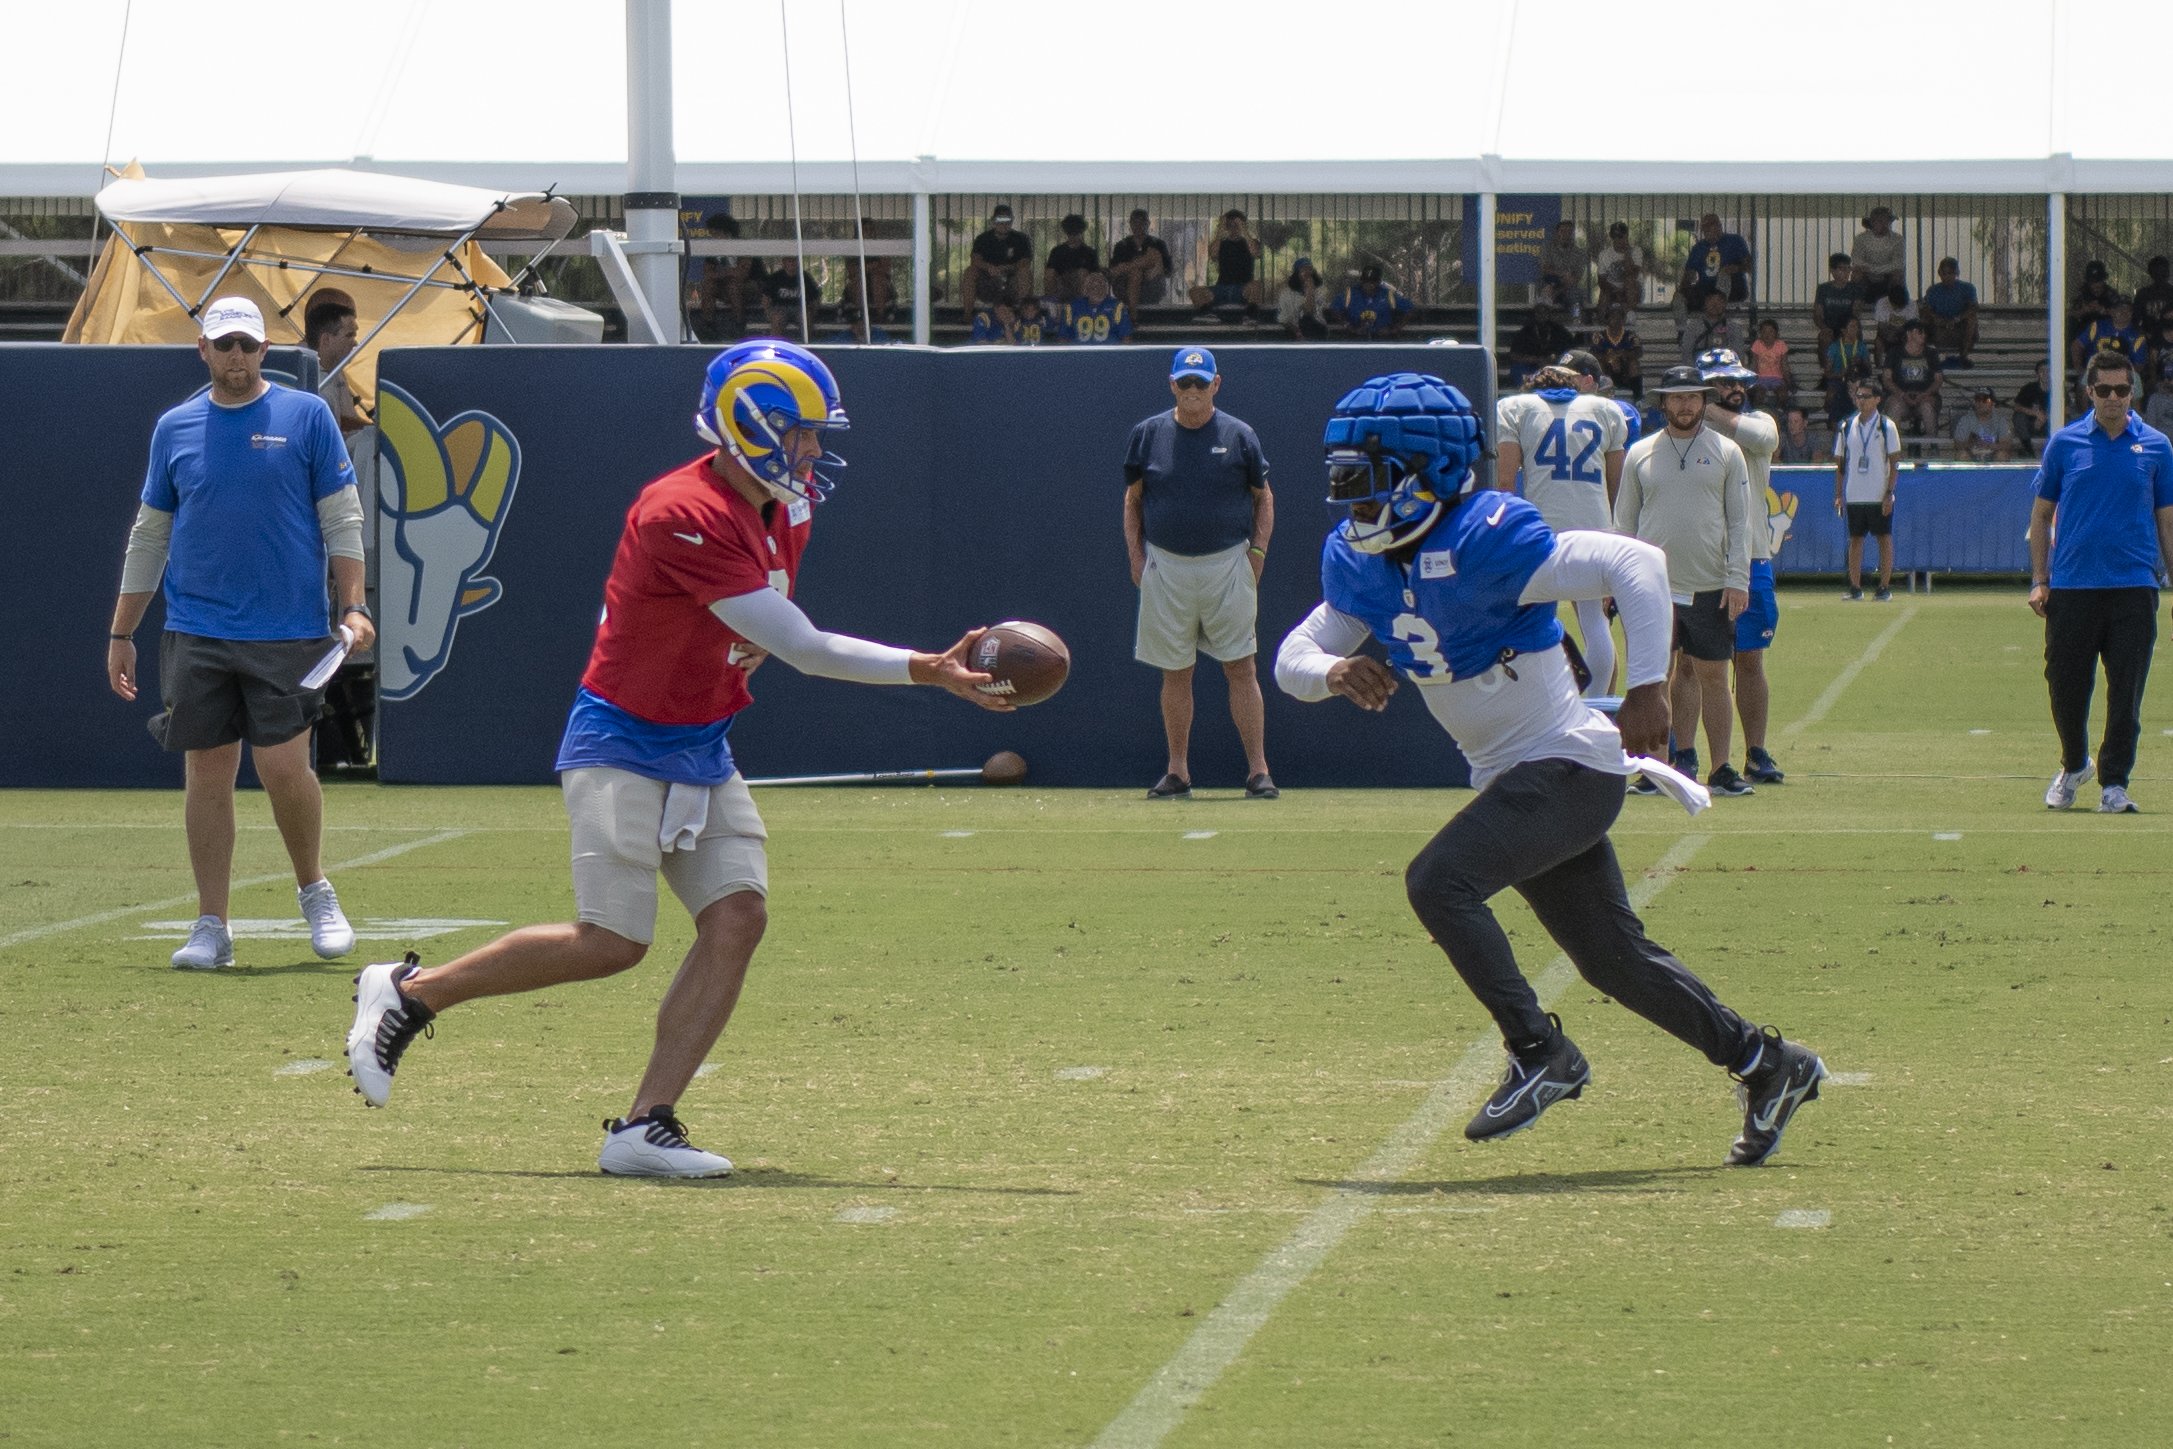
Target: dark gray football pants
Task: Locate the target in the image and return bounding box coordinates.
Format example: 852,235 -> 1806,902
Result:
1403,756 -> 1758,1067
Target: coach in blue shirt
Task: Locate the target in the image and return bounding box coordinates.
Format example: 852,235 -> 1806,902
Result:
2026,352 -> 2173,813
106,297 -> 375,968
1122,347 -> 1277,799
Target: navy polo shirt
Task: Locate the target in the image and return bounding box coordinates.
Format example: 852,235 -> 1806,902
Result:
1123,410 -> 1269,555
2033,411 -> 2173,589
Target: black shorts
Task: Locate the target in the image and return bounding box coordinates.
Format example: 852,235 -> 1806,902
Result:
1672,590 -> 1735,662
150,631 -> 333,752
1846,501 -> 1892,538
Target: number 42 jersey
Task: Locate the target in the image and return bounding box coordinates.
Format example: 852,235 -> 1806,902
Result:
1497,388 -> 1627,532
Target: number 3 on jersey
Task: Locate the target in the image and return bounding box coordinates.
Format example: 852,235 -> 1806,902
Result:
1532,418 -> 1605,484
1391,613 -> 1448,677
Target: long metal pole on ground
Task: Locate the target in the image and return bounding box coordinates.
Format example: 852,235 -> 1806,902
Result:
2047,190 -> 2065,435
625,0 -> 681,343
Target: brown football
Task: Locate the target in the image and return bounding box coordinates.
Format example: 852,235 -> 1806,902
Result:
971,621 -> 1070,706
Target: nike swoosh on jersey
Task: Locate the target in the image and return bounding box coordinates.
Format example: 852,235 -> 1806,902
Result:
672,531 -> 704,546
1485,501 -> 1508,526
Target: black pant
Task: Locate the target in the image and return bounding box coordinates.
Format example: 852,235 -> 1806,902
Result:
1403,757 -> 1758,1067
2044,587 -> 2160,786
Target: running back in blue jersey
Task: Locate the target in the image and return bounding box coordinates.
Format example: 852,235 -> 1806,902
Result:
1321,491 -> 1564,681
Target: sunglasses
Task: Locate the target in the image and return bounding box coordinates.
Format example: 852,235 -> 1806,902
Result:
2091,382 -> 2133,398
1173,377 -> 1211,391
209,335 -> 262,354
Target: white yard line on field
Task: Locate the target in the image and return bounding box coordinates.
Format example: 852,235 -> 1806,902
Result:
1779,605 -> 1919,738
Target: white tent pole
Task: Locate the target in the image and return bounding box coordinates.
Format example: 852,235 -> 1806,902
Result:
1478,192 -> 1497,380
912,187 -> 931,346
2048,190 -> 2065,435
625,0 -> 682,343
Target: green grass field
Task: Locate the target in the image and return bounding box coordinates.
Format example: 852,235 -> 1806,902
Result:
3,586 -> 2170,1448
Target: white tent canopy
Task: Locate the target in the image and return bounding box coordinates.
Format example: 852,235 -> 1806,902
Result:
6,0 -> 2172,197
94,170 -> 577,243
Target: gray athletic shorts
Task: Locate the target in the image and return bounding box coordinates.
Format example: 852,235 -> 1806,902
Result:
150,630 -> 332,752
562,767 -> 769,946
1135,541 -> 1258,670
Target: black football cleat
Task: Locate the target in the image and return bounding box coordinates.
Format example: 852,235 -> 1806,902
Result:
1726,1026 -> 1827,1166
1466,1014 -> 1591,1141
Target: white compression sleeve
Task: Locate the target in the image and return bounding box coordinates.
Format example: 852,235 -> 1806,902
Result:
119,503 -> 173,595
317,485 -> 365,562
1519,529 -> 1672,689
709,586 -> 915,685
1274,601 -> 1372,701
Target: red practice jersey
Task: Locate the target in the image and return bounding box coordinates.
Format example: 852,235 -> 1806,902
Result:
579,455 -> 811,725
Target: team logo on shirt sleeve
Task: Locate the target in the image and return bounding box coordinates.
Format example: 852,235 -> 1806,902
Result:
374,382 -> 525,700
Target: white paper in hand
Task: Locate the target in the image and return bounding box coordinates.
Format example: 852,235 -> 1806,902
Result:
301,626 -> 354,691
1625,755 -> 1712,816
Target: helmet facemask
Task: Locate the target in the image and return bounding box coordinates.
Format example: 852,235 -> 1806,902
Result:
1327,442 -> 1443,555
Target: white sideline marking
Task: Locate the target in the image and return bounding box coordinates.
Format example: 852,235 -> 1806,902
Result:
1056,1066 -> 1107,1081
693,1063 -> 721,1079
1780,605 -> 1918,738
274,1059 -> 334,1077
1091,835 -> 1708,1449
1774,1209 -> 1832,1229
1932,832 -> 1963,841
364,1203 -> 431,1222
835,1205 -> 896,1224
134,916 -> 502,942
1380,1206 -> 1497,1216
0,829 -> 472,953
1828,1071 -> 1873,1087
1968,729 -> 1993,736
1183,831 -> 1218,840
939,830 -> 976,838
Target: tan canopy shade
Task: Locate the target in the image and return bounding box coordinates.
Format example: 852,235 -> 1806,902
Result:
64,166 -> 576,400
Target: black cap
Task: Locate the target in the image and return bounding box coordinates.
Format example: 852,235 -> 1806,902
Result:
991,204 -> 1014,222
1973,385 -> 1998,400
2086,259 -> 2108,280
1652,365 -> 1711,395
1555,348 -> 1604,379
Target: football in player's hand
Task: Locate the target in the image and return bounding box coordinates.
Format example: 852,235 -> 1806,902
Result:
971,622 -> 1070,706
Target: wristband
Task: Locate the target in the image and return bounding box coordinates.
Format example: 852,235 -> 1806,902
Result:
1247,546 -> 1266,558
2031,579 -> 2050,588
342,604 -> 373,621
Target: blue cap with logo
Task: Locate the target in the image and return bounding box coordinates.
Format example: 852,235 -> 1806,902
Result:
1171,346 -> 1217,382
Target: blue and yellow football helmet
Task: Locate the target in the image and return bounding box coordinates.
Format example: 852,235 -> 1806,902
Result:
1322,372 -> 1483,554
694,340 -> 850,505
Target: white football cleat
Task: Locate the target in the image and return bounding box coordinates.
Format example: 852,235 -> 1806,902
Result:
344,954 -> 434,1108
2045,758 -> 2094,810
170,915 -> 233,970
598,1107 -> 734,1178
299,879 -> 355,959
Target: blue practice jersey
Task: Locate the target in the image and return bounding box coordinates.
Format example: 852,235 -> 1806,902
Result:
1320,491 -> 1564,682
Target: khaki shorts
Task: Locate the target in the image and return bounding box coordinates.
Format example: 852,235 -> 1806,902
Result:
562,767 -> 768,945
1135,541 -> 1258,670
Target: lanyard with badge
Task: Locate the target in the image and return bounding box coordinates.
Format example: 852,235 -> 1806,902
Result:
1847,415 -> 1879,475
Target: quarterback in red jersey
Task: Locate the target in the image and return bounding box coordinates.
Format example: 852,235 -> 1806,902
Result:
346,341 -> 1007,1176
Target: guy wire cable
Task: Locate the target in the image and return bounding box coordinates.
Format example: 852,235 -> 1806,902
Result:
780,0 -> 811,345
91,0 -> 134,255
840,0 -> 872,340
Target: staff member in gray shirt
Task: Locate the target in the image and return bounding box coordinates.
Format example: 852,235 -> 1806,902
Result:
1123,346 -> 1277,799
1615,365 -> 1754,797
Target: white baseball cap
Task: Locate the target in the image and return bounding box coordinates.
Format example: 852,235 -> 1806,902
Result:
200,297 -> 266,342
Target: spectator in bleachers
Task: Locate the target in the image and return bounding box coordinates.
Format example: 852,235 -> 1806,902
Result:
2143,371 -> 2173,434
1921,257 -> 1979,367
2068,260 -> 2124,346
1064,270 -> 1132,344
759,255 -> 822,340
969,301 -> 1020,345
691,215 -> 764,340
1043,214 -> 1098,303
1776,405 -> 1828,464
1850,206 -> 1905,298
1951,386 -> 2012,461
2011,360 -> 2053,456
1682,213 -> 1752,305
1108,209 -> 1172,312
1014,294 -> 1059,345
1594,221 -> 1645,314
1822,315 -> 1876,424
1748,317 -> 1793,411
1507,296 -> 1575,382
1680,289 -> 1743,365
1276,257 -> 1330,340
1539,220 -> 1589,318
1883,321 -> 1943,436
1190,209 -> 1265,316
1813,252 -> 1863,352
1591,303 -> 1643,398
838,250 -> 897,325
825,310 -> 896,345
1330,264 -> 1412,339
1871,282 -> 1918,360
2133,256 -> 2173,347
963,204 -> 1034,307
2075,300 -> 2146,373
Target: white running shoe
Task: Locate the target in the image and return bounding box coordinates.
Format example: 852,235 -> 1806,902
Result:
299,879 -> 355,959
2098,785 -> 2139,813
344,953 -> 434,1108
170,915 -> 234,970
598,1107 -> 734,1178
2045,758 -> 2094,809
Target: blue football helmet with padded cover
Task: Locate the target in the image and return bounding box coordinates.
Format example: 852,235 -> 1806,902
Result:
1695,347 -> 1758,383
1321,372 -> 1484,554
694,339 -> 850,506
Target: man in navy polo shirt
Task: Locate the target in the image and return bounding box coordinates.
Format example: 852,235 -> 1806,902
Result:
2027,352 -> 2173,813
1122,346 -> 1277,799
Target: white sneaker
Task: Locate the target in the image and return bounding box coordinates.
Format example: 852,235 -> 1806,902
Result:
2098,784 -> 2140,813
299,879 -> 355,959
2045,758 -> 2094,809
344,954 -> 434,1108
598,1107 -> 734,1178
170,915 -> 233,970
